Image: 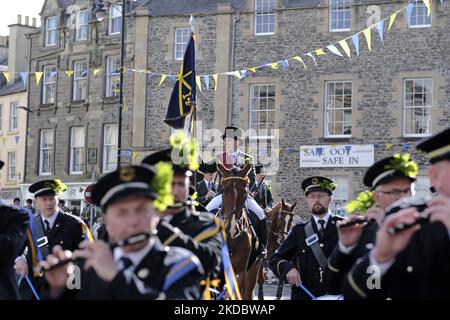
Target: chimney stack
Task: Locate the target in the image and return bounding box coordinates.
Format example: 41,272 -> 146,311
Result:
17,15 -> 22,24
32,18 -> 37,27
25,16 -> 30,26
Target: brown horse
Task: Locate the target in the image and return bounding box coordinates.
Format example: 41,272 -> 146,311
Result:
217,162 -> 262,300
257,199 -> 297,300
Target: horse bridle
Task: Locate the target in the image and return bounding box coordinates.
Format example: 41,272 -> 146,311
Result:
272,210 -> 295,241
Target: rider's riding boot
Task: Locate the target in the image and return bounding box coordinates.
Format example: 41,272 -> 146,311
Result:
256,218 -> 268,258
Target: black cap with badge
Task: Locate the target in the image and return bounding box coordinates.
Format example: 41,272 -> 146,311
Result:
29,179 -> 67,198
141,148 -> 193,177
301,176 -> 336,196
416,127 -> 450,164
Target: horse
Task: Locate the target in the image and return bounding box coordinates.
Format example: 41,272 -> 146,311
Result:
257,198 -> 297,300
216,162 -> 262,300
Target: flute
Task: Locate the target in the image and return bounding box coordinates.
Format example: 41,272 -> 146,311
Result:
337,216 -> 376,229
385,196 -> 431,235
41,232 -> 151,272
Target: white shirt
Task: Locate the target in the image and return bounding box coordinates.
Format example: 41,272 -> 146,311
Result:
41,210 -> 59,230
113,237 -> 155,271
313,211 -> 331,230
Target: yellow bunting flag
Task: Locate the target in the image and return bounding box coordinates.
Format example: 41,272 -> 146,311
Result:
35,72 -> 43,86
3,72 -> 12,83
232,71 -> 242,79
363,28 -> 372,51
423,0 -> 431,16
212,74 -> 218,91
249,67 -> 257,73
338,40 -> 351,58
122,97 -> 128,113
386,143 -> 394,151
292,56 -> 307,69
66,70 -> 74,77
315,48 -> 326,56
271,62 -> 279,69
158,74 -> 167,87
122,67 -> 127,75
132,151 -> 139,161
196,76 -> 202,92
388,13 -> 397,31
93,69 -> 101,77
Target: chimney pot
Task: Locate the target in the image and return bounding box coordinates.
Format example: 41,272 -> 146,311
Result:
25,16 -> 30,25
17,14 -> 22,24
32,18 -> 37,27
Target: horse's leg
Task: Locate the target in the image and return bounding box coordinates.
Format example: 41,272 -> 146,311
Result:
244,258 -> 263,300
257,260 -> 265,300
276,279 -> 284,300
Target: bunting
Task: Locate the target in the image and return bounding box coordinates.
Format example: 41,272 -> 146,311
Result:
35,72 -> 43,85
20,72 -> 28,87
339,40 -> 351,58
363,28 -> 372,51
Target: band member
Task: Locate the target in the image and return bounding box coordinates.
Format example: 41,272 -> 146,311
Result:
0,160 -> 30,299
14,179 -> 87,299
251,165 -> 274,210
269,176 -> 340,300
324,154 -> 418,295
43,165 -> 204,299
343,128 -> 450,299
196,163 -> 218,207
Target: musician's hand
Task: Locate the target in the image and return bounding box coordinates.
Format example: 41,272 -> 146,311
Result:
285,268 -> 301,286
427,195 -> 450,231
373,208 -> 421,263
337,216 -> 365,248
251,191 -> 257,198
207,190 -> 216,199
74,241 -> 118,283
365,207 -> 385,225
14,256 -> 28,277
43,245 -> 72,297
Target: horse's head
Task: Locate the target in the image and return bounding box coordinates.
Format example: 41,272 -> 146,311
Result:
276,199 -> 297,243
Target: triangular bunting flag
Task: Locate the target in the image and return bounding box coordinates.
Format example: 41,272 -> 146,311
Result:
196,75 -> 202,92
126,69 -> 133,77
50,71 -> 57,79
204,75 -> 210,90
249,67 -> 257,73
93,69 -> 101,77
35,72 -> 43,85
363,28 -> 372,51
388,12 -> 397,31
2,72 -> 12,83
292,56 -> 307,69
306,53 -> 318,67
241,70 -> 248,78
315,48 -> 326,56
132,151 -> 139,161
212,74 -> 218,91
158,74 -> 167,87
386,143 -> 394,151
66,70 -> 74,77
15,136 -> 19,145
122,97 -> 128,113
271,62 -> 279,69
423,0 -> 431,16
170,75 -> 176,81
377,21 -> 384,43
20,72 -> 28,87
338,40 -> 351,58
327,44 -> 343,57
352,34 -> 360,56
407,3 -> 414,23
232,71 -> 242,79
122,67 -> 127,75
281,60 -> 289,68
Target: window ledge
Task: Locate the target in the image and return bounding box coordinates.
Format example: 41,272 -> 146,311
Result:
39,103 -> 55,109
70,100 -> 88,107
322,137 -> 352,143
7,130 -> 19,136
403,135 -> 431,140
103,97 -> 119,104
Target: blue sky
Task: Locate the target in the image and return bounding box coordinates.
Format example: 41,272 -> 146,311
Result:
0,0 -> 43,35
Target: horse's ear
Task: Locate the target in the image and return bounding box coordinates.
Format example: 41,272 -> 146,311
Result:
240,163 -> 252,178
216,160 -> 230,177
281,198 -> 286,207
291,200 -> 297,212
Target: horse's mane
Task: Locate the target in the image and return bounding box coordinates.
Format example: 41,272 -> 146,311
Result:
266,202 -> 282,220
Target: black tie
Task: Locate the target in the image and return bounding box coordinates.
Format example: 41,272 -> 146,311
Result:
44,220 -> 51,234
120,257 -> 133,271
318,219 -> 326,238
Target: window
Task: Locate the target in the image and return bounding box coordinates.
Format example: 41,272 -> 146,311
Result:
325,81 -> 352,137
108,5 -> 122,35
7,152 -> 16,181
330,176 -> 349,216
73,61 -> 88,101
103,124 -> 118,173
174,28 -> 190,60
70,127 -> 85,174
9,102 -> 18,131
403,78 -> 432,137
39,129 -> 53,175
43,66 -> 57,104
75,10 -> 89,41
255,0 -> 275,35
0,105 -> 3,132
249,84 -> 276,136
408,0 -> 432,28
329,0 -> 351,32
45,16 -> 57,46
106,56 -> 120,97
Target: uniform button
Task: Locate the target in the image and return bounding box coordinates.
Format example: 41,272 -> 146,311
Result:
138,268 -> 149,279
386,297 -> 392,300
320,243 -> 324,248
366,243 -> 374,250
406,266 -> 413,273
302,250 -> 306,253
60,241 -> 64,244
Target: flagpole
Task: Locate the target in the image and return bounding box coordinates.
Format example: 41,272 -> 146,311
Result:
189,15 -> 198,193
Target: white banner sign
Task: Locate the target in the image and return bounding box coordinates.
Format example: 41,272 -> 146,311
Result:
300,145 -> 374,168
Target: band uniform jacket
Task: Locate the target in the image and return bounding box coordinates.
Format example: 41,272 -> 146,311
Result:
19,210 -> 85,299
342,221 -> 450,300
157,208 -> 223,277
50,238 -> 204,300
269,215 -> 340,300
196,180 -> 218,207
253,181 -> 274,210
0,203 -> 29,299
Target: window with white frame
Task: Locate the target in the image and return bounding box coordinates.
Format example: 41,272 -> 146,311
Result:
7,152 -> 16,181
255,0 -> 276,35
9,102 -> 18,131
408,0 -> 432,28
70,127 -> 85,174
109,5 -> 122,35
330,176 -> 349,216
174,28 -> 190,60
39,129 -> 53,175
103,124 -> 118,173
325,81 -> 352,137
75,10 -> 89,41
106,56 -> 120,97
43,66 -> 57,104
403,78 -> 432,137
73,61 -> 88,101
45,16 -> 58,46
0,104 -> 3,132
329,0 -> 351,32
